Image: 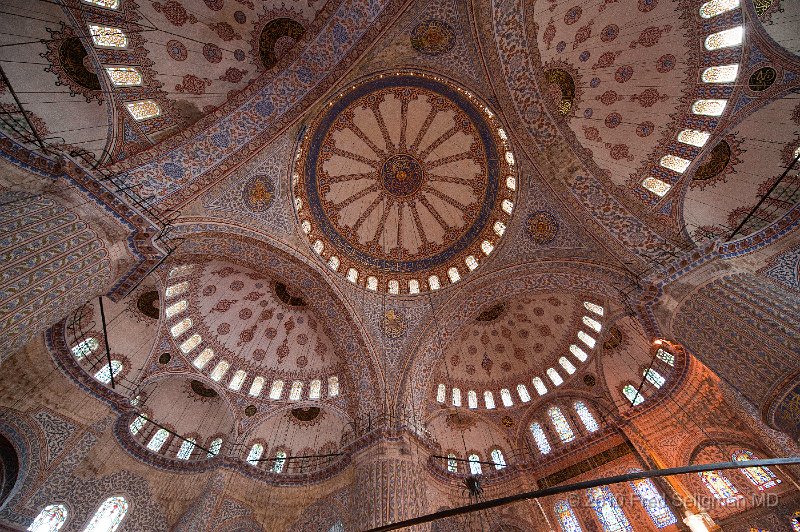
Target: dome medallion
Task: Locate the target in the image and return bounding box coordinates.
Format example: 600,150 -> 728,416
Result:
294,72 -> 517,294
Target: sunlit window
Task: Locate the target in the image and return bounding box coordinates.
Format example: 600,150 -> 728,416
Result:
533,377 -> 547,396
327,256 -> 340,272
309,379 -> 322,399
447,454 -> 458,473
578,331 -> 596,349
583,302 -> 604,316
500,388 -> 514,407
465,255 -> 478,271
494,221 -> 506,236
644,368 -> 666,388
129,415 -> 146,435
559,356 -> 577,374
699,0 -> 739,18
467,390 -> 478,409
209,360 -> 230,382
147,429 -> 169,452
82,0 -> 120,8
270,380 -> 284,399
72,337 -> 99,360
448,267 -> 461,283
228,369 -> 246,391
83,497 -> 128,532
452,387 -> 462,406
125,100 -> 161,121
570,344 -> 588,362
165,300 -> 187,319
27,504 -> 67,532
554,500 -> 582,532
484,391 -> 496,409
491,449 -> 506,469
481,240 -> 494,255
273,450 -> 287,473
171,318 -> 192,338
387,279 -> 399,294
699,470 -> 742,504
312,240 -> 324,254
409,279 -> 420,294
733,450 -> 781,490
629,470 -> 677,528
328,376 -> 340,397
88,24 -> 128,48
582,316 -> 602,332
502,199 -> 514,214
106,67 -> 142,87
531,422 -> 552,454
192,348 -> 214,370
366,276 -> 378,291
660,155 -> 691,174
177,438 -> 196,460
575,401 -> 599,433
94,360 -> 122,384
705,26 -> 743,51
347,268 -> 358,283
677,129 -> 710,148
246,443 -> 264,464
623,384 -> 645,406
165,282 -> 189,299
547,368 -> 564,386
642,177 -> 672,197
428,275 -> 441,290
587,486 -> 632,532
207,438 -> 222,458
289,380 -> 303,400
249,376 -> 264,397
548,406 -> 575,442
168,265 -> 193,278
702,64 -> 739,83
656,348 -> 675,366
517,384 -> 531,402
468,454 -> 482,475
692,99 -> 727,116
436,384 -> 446,403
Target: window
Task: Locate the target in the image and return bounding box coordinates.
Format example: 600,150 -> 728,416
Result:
578,331 -> 596,349
328,376 -> 340,397
209,360 -> 230,382
494,221 -> 506,236
180,334 -> 202,354
702,64 -> 739,83
481,240 -> 494,255
171,318 -> 192,337
547,368 -> 563,386
436,384 -> 446,403
484,391 -> 496,409
467,390 -> 478,409
699,470 -> 741,503
575,401 -> 599,433
447,267 -> 461,283
554,500 -> 582,532
465,255 -> 478,271
387,279 -> 398,293
468,454 -> 482,475
732,450 -> 781,490
328,256 -> 340,271
129,415 -> 146,435
447,454 -> 458,473
249,376 -> 264,397
105,67 -> 142,87
583,301 -> 604,316
500,388 -> 514,407
72,337 -> 99,359
273,450 -> 287,473
408,279 -> 420,293
570,344 -> 588,362
347,268 -> 358,283
83,496 -> 128,532
207,438 -> 222,458
246,443 -> 264,464
428,275 -> 441,290
168,265 -> 193,278
165,300 -> 187,319
165,281 -> 188,299
88,25 -> 128,48
699,0 -> 739,17
192,348 -> 214,370
622,385 -> 644,406
27,504 -> 67,532
587,486 -> 632,532
94,361 -> 122,384
642,177 -> 672,197
792,511 -> 800,532
705,26 -> 743,51
559,357 -> 576,374
82,0 -> 119,8
502,199 -> 514,214
270,380 -> 284,399
549,406 -> 575,442
289,381 -> 304,400
533,377 -> 548,396
644,368 -> 666,388
517,384 -> 531,402
147,429 -> 169,452
506,176 -> 516,190
228,370 -> 246,391
309,379 -> 322,399
582,316 -> 602,332
692,99 -> 727,116
125,100 -> 161,121
313,240 -> 324,254
452,387 -> 462,406
177,438 -> 196,460
629,473 -> 677,528
656,348 -> 674,366
530,422 -> 552,455
329,521 -> 344,532
678,129 -> 710,148
490,449 -> 506,469
660,155 -> 691,174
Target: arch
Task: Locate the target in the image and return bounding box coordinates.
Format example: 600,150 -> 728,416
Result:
83,496 -> 129,532
0,433 -> 20,510
27,504 -> 68,531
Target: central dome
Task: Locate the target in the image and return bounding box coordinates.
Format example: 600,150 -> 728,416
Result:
294,72 -> 517,294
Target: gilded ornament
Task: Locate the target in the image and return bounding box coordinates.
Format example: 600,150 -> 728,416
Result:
382,309 -> 406,339
410,20 -> 455,56
526,211 -> 559,244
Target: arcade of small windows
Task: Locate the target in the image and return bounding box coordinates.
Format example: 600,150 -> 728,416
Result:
127,414 -> 223,462
29,496 -> 129,532
68,336 -> 125,387
620,347 -> 675,407
695,450 -> 782,505
555,484 -> 671,532
245,444 -> 293,473
436,302 -> 605,410
441,448 -> 508,475
529,401 -> 601,456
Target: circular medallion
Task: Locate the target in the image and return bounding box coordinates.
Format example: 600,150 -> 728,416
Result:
748,66 -> 777,92
526,211 -> 559,244
410,20 -> 455,56
159,352 -> 171,364
294,72 -> 516,294
245,405 -> 257,416
136,290 -> 160,319
242,176 -> 275,212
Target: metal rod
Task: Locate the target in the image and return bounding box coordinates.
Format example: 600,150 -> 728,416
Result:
252,451 -> 345,462
137,414 -> 212,455
366,457 -> 800,532
432,455 -> 503,467
0,63 -> 48,153
97,296 -> 115,389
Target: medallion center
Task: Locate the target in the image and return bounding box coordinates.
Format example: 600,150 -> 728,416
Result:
380,154 -> 424,197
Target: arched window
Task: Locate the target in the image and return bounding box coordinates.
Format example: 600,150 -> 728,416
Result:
170,318 -> 192,338
583,301 -> 604,316
447,454 -> 458,473
468,454 -> 482,475
436,384 -> 446,403
168,264 -> 193,278
547,368 -> 563,386
500,388 -> 513,407
699,0 -> 739,18
327,376 -> 340,397
532,377 -> 547,396
128,415 -> 146,435
309,379 -> 322,399
570,344 -> 588,362
655,348 -> 674,366
622,385 -> 644,406
642,177 -> 671,196
559,357 -> 576,374
269,380 -> 284,399
517,384 -> 531,402
530,422 -> 551,455
732,450 -> 781,490
207,438 -> 222,458
582,316 -> 601,332
452,387 -> 462,406
578,331 -> 596,349
94,361 -> 122,384
467,390 -> 478,409
574,401 -> 599,433
179,334 -> 202,354
643,368 -> 666,389
704,26 -> 743,51
165,281 -> 188,299
249,376 -> 264,397
146,428 -> 169,452
209,360 -> 230,382
83,496 -> 128,532
792,511 -> 800,532
554,500 -> 582,532
27,504 -> 67,532
165,300 -> 187,318
629,472 -> 677,528
228,370 -> 246,390
289,381 -> 303,400
273,450 -> 287,473
548,406 -> 575,442
246,443 -> 264,465
698,470 -> 741,504
587,486 -> 632,532
72,337 -> 99,359
490,449 -> 506,470
484,391 -> 496,409
176,438 -> 196,460
192,348 -> 214,370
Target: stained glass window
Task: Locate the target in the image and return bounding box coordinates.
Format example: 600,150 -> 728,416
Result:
548,368 -> 564,386
656,348 -> 674,366
72,337 -> 99,359
692,99 -> 727,116
660,155 -> 691,174
623,385 -> 644,406
177,438 -> 196,460
559,357 -> 576,374
452,387 -> 462,406
246,443 -> 264,464
147,429 -> 169,452
554,500 -> 582,532
549,406 -> 575,442
192,348 -> 214,370
81,0 -> 120,9
95,360 -> 122,384
249,376 -> 264,397
269,380 -> 284,399
228,370 -> 246,390
644,368 -> 666,388
481,240 -> 494,255
517,384 -> 531,402
447,454 -> 458,472
125,100 -> 161,121
289,381 -> 303,400
168,265 -> 193,278
705,27 -> 743,51
309,379 -> 322,399
329,521 -> 344,532
678,129 -> 710,148
702,64 -> 739,83
83,496 -> 128,532
447,267 -> 461,283
468,454 -> 482,475
575,401 -> 599,433
732,450 -> 781,490
578,331 -> 596,349
129,415 -> 146,435
436,384 -> 446,403
207,438 -> 222,457
491,449 -> 506,469
209,360 -> 230,382
328,376 -> 340,397
642,177 -> 672,197
699,470 -> 741,503
531,422 -> 552,454
171,318 -> 192,338
428,275 -> 441,290
165,300 -> 187,319
88,25 -> 128,48
570,344 -> 588,362
587,486 -> 632,532
494,221 -> 506,236
28,504 -> 67,532
584,302 -> 604,316
533,377 -> 548,396
699,0 -> 739,17
467,390 -> 478,409
484,391 -> 496,409
273,450 -> 287,473
792,511 -> 800,532
500,388 -> 514,407
629,472 -> 677,528
105,67 -> 142,86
